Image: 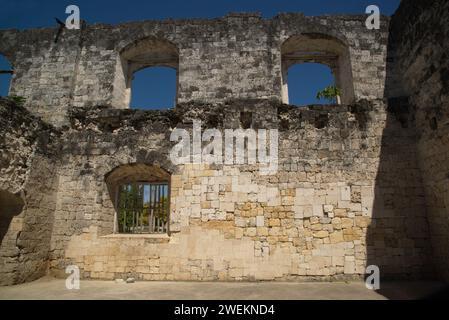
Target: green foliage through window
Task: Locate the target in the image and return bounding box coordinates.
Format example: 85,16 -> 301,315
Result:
316,85 -> 341,104
117,182 -> 169,234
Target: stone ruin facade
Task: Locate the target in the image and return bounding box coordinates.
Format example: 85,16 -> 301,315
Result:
0,0 -> 448,286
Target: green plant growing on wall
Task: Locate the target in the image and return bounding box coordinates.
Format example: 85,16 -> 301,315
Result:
7,95 -> 26,106
316,85 -> 341,104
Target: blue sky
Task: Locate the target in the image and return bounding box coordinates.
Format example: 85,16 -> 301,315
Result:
0,0 -> 401,107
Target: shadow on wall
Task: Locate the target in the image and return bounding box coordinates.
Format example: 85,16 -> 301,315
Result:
365,14 -> 435,299
366,97 -> 433,280
0,190 -> 24,245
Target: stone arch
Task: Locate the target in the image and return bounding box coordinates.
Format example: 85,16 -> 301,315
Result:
105,163 -> 172,187
112,36 -> 179,108
281,33 -> 355,105
0,190 -> 24,245
97,148 -> 177,180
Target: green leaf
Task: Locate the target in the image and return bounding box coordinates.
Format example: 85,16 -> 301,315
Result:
7,95 -> 26,106
316,85 -> 341,103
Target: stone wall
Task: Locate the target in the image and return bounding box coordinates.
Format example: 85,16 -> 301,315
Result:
46,99 -> 431,281
387,0 -> 449,281
0,98 -> 59,285
0,13 -> 389,127
0,4 -> 447,285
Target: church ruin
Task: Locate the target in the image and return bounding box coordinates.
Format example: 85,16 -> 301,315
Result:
0,0 -> 448,286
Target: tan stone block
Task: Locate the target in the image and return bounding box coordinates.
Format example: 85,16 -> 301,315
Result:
313,204 -> 324,217
257,227 -> 268,236
334,208 -> 348,217
245,227 -> 257,237
268,218 -> 280,227
218,271 -> 228,281
329,231 -> 344,243
340,186 -> 351,201
81,232 -> 92,241
220,201 -> 234,212
355,216 -> 370,228
201,201 -> 211,209
332,256 -> 345,267
235,217 -> 246,227
343,228 -> 359,241
309,256 -> 332,270
269,227 -> 281,236
267,187 -> 281,206
206,192 -> 218,201
203,170 -> 215,177
229,268 -> 243,278
9,217 -> 23,232
93,262 -> 103,272
310,216 -> 320,224
332,223 -> 342,230
235,228 -> 244,239
256,215 -> 264,227
303,206 -> 313,218
349,203 -> 362,212
332,217 -> 341,224
341,218 -> 353,228
310,223 -> 323,231
293,205 -> 304,219
281,195 -> 293,206
171,176 -> 182,188
344,261 -> 355,274
267,236 -> 278,244
191,204 -> 201,218
313,230 -> 329,238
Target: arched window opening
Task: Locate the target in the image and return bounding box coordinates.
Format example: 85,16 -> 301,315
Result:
130,66 -> 177,109
105,164 -> 171,234
116,37 -> 179,110
287,63 -> 336,105
0,190 -> 24,245
0,54 -> 13,97
117,182 -> 169,233
281,34 -> 355,105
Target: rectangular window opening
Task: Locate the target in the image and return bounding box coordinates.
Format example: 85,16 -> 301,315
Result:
116,182 -> 169,234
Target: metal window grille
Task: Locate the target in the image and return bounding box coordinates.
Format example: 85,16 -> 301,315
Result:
116,182 -> 169,234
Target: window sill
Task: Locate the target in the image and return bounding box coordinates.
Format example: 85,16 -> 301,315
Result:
101,233 -> 170,239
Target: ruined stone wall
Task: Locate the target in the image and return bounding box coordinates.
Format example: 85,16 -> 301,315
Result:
46,99 -> 431,281
0,29 -> 82,126
1,7 -> 445,285
387,0 -> 449,281
0,98 -> 59,285
0,13 -> 389,127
